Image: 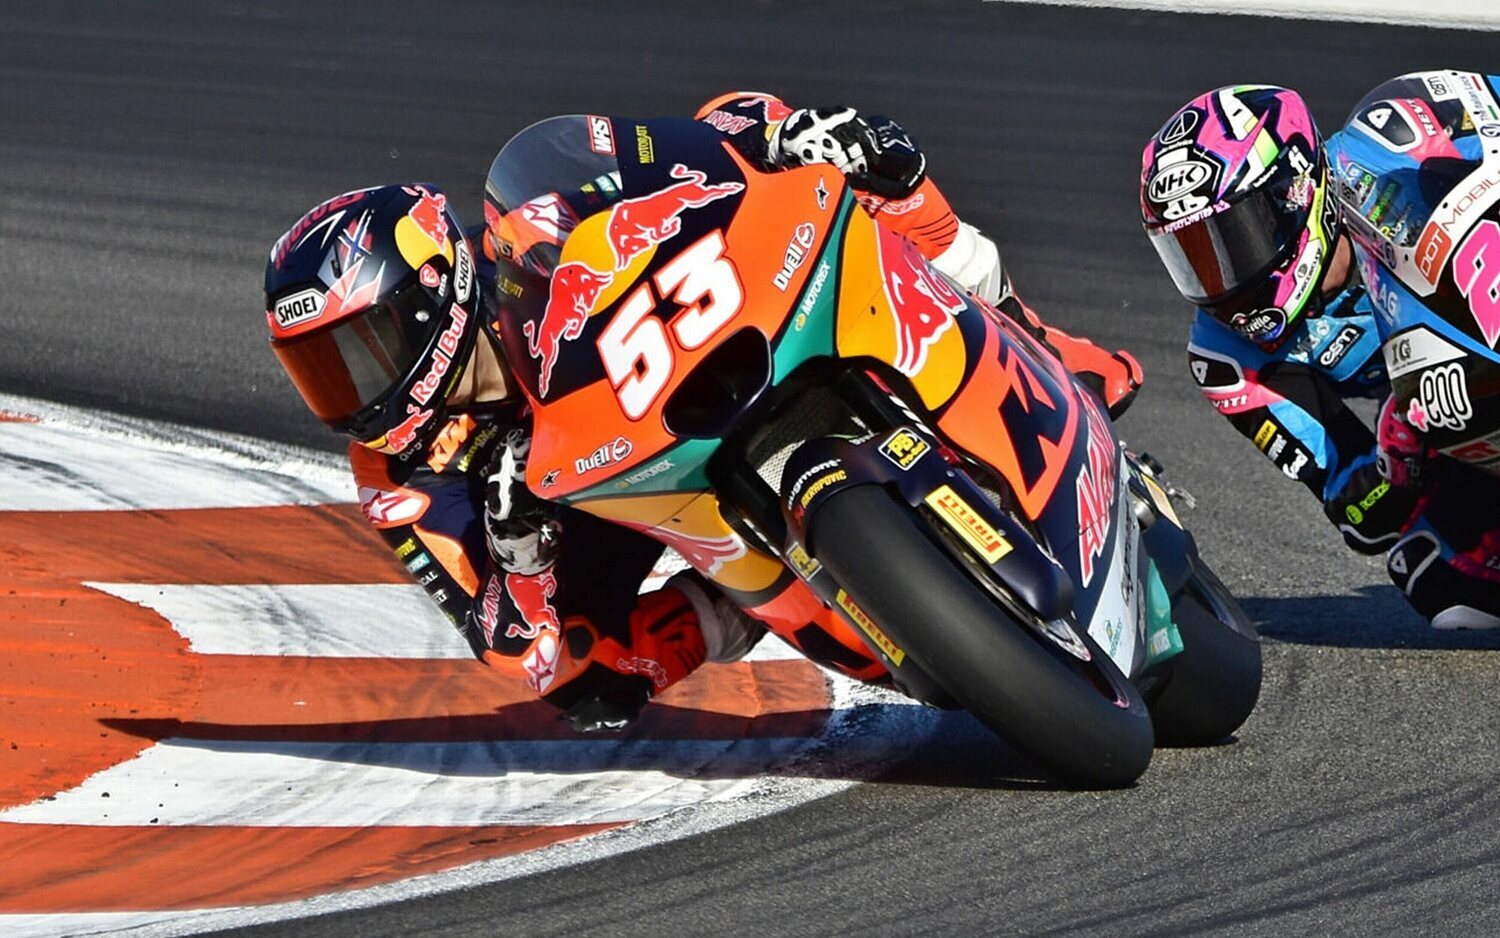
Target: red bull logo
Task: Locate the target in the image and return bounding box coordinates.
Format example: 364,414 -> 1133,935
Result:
605,163 -> 745,268
403,185 -> 450,252
504,569 -> 560,640
880,229 -> 966,375
526,262 -> 614,397
379,406 -> 433,455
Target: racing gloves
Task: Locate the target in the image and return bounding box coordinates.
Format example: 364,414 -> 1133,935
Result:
771,109 -> 927,200
482,429 -> 561,576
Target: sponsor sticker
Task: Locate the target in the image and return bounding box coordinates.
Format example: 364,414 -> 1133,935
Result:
1158,108 -> 1200,145
635,124 -> 654,164
799,469 -> 847,509
1318,324 -> 1365,369
1408,361 -> 1473,432
453,240 -> 473,304
835,589 -> 905,665
787,543 -> 820,580
773,222 -> 816,291
924,485 -> 1012,563
1147,158 -> 1215,204
575,435 -> 634,475
587,115 -> 614,155
879,429 -> 930,471
1383,327 -> 1465,380
272,288 -> 324,330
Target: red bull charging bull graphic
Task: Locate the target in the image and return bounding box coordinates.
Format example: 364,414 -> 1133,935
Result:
877,225 -> 966,375
402,184 -> 450,252
605,163 -> 745,268
504,569 -> 561,640
522,162 -> 745,399
527,261 -> 614,397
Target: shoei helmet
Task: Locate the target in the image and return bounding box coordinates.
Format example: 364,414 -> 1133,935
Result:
265,184 -> 480,457
1140,86 -> 1341,346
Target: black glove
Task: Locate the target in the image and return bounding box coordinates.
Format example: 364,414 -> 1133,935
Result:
772,109 -> 927,200
482,429 -> 561,575
849,114 -> 927,200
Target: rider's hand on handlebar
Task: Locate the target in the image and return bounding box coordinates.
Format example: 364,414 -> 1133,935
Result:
772,109 -> 926,200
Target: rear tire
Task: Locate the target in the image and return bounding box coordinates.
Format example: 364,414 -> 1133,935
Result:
810,484 -> 1154,788
1147,561 -> 1262,747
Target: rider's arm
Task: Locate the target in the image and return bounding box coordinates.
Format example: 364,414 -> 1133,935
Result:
1187,313 -> 1415,553
694,93 -> 978,283
347,440 -> 498,658
347,434 -> 573,696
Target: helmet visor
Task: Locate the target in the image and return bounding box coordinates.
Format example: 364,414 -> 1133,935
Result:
271,282 -> 440,424
1146,179 -> 1311,306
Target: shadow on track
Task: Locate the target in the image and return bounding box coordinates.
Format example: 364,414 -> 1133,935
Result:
1241,589 -> 1500,651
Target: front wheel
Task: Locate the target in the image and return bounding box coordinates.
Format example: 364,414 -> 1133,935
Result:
1146,561 -> 1263,747
809,484 -> 1154,788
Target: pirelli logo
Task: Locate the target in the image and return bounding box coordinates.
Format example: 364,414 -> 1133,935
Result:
924,485 -> 1012,563
836,589 -> 905,665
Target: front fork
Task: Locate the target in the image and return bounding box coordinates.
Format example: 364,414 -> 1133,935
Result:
712,369 -> 1081,700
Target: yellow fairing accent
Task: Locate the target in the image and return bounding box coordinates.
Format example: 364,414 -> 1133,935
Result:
833,211 -> 968,408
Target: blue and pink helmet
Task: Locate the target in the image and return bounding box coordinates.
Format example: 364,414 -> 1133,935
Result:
1140,85 -> 1342,345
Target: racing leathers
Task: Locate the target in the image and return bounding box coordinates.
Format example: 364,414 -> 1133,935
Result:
1189,70 -> 1500,628
355,93 -> 1150,729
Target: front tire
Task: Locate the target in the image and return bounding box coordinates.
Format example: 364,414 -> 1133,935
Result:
809,484 -> 1154,788
1146,561 -> 1262,747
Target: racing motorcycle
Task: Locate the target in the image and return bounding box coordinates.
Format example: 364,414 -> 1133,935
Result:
482,115 -> 1261,788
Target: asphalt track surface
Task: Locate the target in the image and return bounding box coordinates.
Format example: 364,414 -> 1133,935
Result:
4,2 -> 1500,935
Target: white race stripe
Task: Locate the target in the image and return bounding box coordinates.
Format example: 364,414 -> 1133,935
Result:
0,736 -> 818,827
0,395 -> 351,511
984,0 -> 1500,30
87,582 -> 471,658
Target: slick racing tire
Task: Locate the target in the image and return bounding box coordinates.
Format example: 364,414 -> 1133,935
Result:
1146,560 -> 1262,747
809,484 -> 1154,789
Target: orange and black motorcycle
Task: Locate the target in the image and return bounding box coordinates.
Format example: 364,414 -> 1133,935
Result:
483,115 -> 1261,788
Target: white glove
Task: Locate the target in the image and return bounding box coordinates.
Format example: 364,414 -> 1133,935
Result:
770,107 -> 874,175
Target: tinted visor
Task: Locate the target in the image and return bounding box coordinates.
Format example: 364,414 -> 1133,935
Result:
1146,176 -> 1310,306
271,281 -> 442,425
